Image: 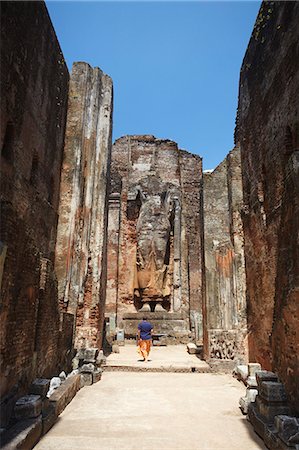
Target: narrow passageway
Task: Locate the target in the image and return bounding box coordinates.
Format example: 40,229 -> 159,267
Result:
35,364 -> 266,449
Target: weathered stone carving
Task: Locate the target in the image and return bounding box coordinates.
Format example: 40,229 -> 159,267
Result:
132,182 -> 174,312
209,330 -> 247,360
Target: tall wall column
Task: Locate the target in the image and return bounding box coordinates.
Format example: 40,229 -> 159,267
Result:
55,62 -> 113,349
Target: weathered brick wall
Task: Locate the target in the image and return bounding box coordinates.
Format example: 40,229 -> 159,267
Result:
236,1 -> 299,412
203,147 -> 247,361
0,0 -> 70,410
55,62 -> 113,350
107,136 -> 203,342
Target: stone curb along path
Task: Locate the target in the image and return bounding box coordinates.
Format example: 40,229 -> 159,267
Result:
1,348 -> 106,449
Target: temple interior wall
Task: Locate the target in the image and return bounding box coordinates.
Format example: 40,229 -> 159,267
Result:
106,136 -> 203,342
236,1 -> 299,413
55,62 -> 113,350
1,0 -> 298,426
203,147 -> 247,362
0,1 -> 71,421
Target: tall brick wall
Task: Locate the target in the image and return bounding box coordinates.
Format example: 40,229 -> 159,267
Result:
203,147 -> 247,362
55,62 -> 113,350
0,0 -> 71,412
107,136 -> 204,343
236,1 -> 299,412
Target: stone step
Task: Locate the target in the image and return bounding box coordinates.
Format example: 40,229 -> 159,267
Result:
104,365 -> 212,373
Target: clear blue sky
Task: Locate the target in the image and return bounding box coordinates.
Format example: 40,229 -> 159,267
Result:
47,1 -> 260,169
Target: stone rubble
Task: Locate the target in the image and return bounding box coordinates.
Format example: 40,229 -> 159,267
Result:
238,368 -> 299,450
238,363 -> 261,414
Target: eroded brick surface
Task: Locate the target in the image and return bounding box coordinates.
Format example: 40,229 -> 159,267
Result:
236,2 -> 299,412
106,136 -> 204,343
55,62 -> 113,350
203,147 -> 247,361
0,1 -> 70,407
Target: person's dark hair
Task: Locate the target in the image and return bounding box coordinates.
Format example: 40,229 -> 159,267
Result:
142,316 -> 147,321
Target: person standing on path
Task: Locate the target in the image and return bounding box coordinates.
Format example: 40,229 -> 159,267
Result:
137,317 -> 153,362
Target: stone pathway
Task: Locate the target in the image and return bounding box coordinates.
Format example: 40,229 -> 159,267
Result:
35,352 -> 266,450
105,344 -> 211,372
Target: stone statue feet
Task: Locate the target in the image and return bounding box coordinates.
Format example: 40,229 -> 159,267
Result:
139,302 -> 151,312
154,303 -> 167,312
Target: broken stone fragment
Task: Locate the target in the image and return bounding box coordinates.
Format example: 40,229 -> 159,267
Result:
92,369 -> 103,384
187,343 -> 200,354
239,387 -> 258,414
247,376 -> 258,388
76,348 -> 99,362
260,381 -> 288,403
96,352 -> 107,367
42,404 -> 56,435
47,377 -> 62,398
248,363 -> 261,377
68,369 -> 79,377
50,377 -> 61,390
80,373 -> 93,387
72,356 -> 80,370
234,364 -> 249,381
29,379 -> 50,398
49,375 -> 81,416
41,397 -> 50,414
256,396 -> 291,422
80,363 -> 95,373
14,395 -> 42,420
59,371 -> 67,381
255,370 -> 278,388
275,415 -> 299,445
1,416 -> 42,449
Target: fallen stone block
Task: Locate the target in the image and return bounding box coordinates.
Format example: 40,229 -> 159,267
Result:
247,376 -> 258,388
96,351 -> 107,367
77,348 -> 99,362
29,379 -> 50,398
256,396 -> 291,422
256,371 -> 278,388
187,343 -> 200,354
67,369 -> 79,378
72,356 -> 80,370
0,385 -> 19,428
248,403 -> 266,439
80,363 -> 95,373
49,377 -> 61,391
239,387 -> 258,414
260,381 -> 288,403
234,364 -> 248,382
264,424 -> 280,450
59,371 -> 67,381
275,415 -> 299,446
49,374 -> 81,416
42,404 -> 57,435
1,416 -> 42,450
92,369 -> 103,384
80,372 -> 93,387
248,363 -> 261,377
14,395 -> 42,420
41,397 -> 50,413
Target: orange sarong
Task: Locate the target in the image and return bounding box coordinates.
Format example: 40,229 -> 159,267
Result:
137,339 -> 151,360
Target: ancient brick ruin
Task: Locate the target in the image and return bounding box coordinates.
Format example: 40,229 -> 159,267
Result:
235,1 -> 299,414
203,146 -> 247,363
55,62 -> 113,350
1,0 -> 298,446
0,2 -> 71,428
106,135 -> 204,343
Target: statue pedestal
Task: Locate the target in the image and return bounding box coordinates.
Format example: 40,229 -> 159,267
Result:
119,312 -> 191,344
